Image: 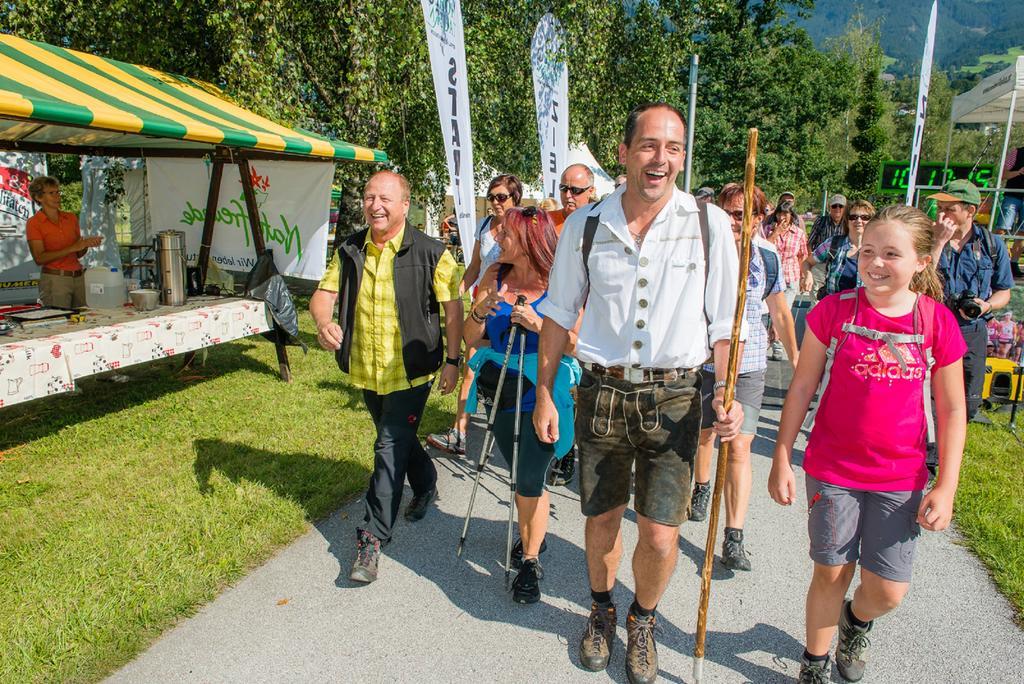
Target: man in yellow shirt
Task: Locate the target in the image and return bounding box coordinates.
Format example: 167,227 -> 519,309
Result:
310,171 -> 463,583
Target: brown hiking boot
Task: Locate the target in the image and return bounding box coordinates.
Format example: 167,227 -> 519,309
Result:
835,599 -> 872,682
625,610 -> 658,684
349,529 -> 381,583
578,602 -> 616,671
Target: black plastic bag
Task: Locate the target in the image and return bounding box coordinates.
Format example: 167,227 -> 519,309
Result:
244,249 -> 307,352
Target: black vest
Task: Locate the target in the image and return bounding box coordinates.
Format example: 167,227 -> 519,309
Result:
1008,146 -> 1024,190
334,223 -> 448,382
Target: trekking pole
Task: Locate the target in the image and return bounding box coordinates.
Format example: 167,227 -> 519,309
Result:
457,295 -> 528,557
504,326 -> 528,590
693,128 -> 758,683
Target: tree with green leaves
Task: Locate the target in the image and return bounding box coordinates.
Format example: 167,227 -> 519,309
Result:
846,53 -> 889,194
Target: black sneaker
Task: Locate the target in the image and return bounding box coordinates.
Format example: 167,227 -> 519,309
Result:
547,446 -> 576,486
689,481 -> 711,522
511,558 -> 542,604
510,537 -> 548,569
835,600 -> 872,682
798,654 -> 832,684
721,527 -> 752,571
350,529 -> 381,583
404,487 -> 437,522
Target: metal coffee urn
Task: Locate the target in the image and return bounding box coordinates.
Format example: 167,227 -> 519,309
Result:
155,230 -> 188,306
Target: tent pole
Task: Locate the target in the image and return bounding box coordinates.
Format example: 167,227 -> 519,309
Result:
991,90 -> 1019,230
197,151 -> 227,289
238,158 -> 292,382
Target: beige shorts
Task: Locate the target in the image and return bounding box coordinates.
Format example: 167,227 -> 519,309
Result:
39,272 -> 86,308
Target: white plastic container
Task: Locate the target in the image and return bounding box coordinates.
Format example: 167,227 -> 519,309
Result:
84,266 -> 127,309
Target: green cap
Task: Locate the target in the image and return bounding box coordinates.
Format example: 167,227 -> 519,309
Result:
928,179 -> 981,206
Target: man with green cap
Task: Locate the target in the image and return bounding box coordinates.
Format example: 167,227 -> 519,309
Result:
930,179 -> 1014,421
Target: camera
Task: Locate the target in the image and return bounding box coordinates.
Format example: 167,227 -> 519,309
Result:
955,289 -> 983,319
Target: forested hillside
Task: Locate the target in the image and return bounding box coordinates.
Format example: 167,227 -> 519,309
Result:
800,0 -> 1024,75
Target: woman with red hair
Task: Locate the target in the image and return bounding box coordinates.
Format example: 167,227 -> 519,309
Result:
464,206 -> 576,604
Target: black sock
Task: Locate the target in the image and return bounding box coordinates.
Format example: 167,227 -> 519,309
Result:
803,649 -> 828,663
591,589 -> 612,606
846,601 -> 871,628
695,480 -> 710,489
630,600 -> 655,617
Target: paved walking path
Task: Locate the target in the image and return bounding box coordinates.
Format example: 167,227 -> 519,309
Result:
109,361 -> 1023,683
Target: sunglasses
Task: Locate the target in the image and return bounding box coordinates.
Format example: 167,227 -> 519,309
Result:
727,210 -> 745,221
848,213 -> 872,222
830,204 -> 845,209
558,184 -> 591,196
487,192 -> 512,203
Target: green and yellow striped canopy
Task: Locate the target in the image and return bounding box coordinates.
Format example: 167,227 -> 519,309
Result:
0,34 -> 388,163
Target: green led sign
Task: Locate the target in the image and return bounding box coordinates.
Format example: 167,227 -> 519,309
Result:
878,161 -> 995,194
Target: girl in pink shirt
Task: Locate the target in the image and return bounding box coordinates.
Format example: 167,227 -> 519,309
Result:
768,205 -> 967,683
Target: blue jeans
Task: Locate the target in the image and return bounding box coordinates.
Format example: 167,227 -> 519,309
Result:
997,194 -> 1024,234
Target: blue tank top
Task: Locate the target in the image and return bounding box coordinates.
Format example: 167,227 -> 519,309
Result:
483,272 -> 547,411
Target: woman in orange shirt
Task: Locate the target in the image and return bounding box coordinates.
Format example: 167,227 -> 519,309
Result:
26,176 -> 101,308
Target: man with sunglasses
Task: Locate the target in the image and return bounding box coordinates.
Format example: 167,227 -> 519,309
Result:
550,164 -> 597,234
534,102 -> 744,684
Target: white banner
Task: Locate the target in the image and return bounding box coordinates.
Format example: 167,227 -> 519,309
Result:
147,158 -> 331,280
420,0 -> 476,263
0,152 -> 47,305
906,0 -> 938,206
531,13 -> 569,199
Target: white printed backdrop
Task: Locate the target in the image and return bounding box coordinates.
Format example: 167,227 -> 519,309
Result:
0,152 -> 47,305
147,158 -> 332,280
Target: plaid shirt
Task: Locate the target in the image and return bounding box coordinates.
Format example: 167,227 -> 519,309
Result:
813,236 -> 861,295
808,215 -> 844,252
704,247 -> 781,374
766,223 -> 807,286
319,229 -> 460,395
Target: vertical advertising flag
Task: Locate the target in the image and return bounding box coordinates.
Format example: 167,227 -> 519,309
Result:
531,14 -> 569,199
906,0 -> 938,206
421,0 -> 476,263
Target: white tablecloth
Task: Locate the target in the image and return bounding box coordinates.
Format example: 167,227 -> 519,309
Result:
0,298 -> 272,408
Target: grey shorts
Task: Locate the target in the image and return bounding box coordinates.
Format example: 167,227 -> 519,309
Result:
805,475 -> 923,583
699,368 -> 765,435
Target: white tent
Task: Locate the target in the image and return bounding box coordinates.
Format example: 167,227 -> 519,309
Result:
566,143 -> 617,199
944,57 -> 1024,228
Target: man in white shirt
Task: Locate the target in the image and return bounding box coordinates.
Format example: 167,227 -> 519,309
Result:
533,102 -> 744,684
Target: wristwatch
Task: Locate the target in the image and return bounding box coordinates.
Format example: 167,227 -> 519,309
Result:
445,356 -> 462,367
713,379 -> 727,392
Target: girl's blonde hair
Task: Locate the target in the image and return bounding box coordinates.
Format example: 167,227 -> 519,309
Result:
866,205 -> 944,300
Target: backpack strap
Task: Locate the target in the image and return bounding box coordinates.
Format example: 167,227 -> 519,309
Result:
758,245 -> 780,301
581,212 -> 600,306
802,289 -> 859,430
697,202 -> 711,327
914,295 -> 938,445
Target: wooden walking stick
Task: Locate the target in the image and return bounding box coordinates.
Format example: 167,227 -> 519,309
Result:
693,127 -> 758,683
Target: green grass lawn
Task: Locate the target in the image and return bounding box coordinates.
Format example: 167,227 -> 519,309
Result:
0,305 -> 457,682
955,408 -> 1024,624
960,46 -> 1024,74
2,294 -> 1022,680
